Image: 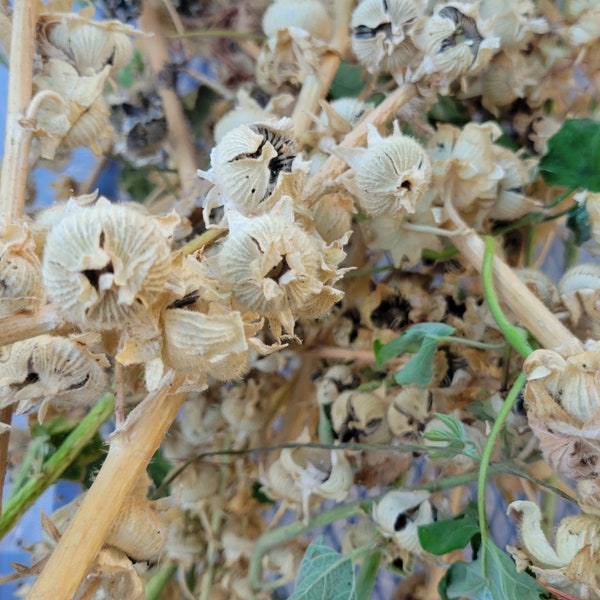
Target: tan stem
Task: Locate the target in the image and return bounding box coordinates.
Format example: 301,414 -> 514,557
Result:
27,372 -> 187,599
302,83 -> 417,205
452,230 -> 582,353
0,0 -> 36,217
0,304 -> 64,346
291,0 -> 353,134
0,0 -> 36,520
139,1 -> 198,213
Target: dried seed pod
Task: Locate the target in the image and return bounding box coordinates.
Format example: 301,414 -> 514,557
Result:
38,13 -> 135,75
508,500 -> 600,599
216,201 -> 348,338
331,389 -> 392,444
172,462 -> 221,513
387,386 -> 433,440
558,264 -> 600,327
0,334 -> 109,420
315,364 -> 358,406
523,347 -> 600,479
221,379 -> 271,437
350,0 -> 421,75
373,490 -> 433,555
335,122 -> 432,220
514,267 -> 559,309
199,119 -> 308,220
42,199 -> 176,330
262,0 -> 332,41
0,218 -> 44,317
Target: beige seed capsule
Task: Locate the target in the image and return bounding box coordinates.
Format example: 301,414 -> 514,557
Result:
0,334 -> 109,419
42,200 -> 174,330
262,0 -> 333,41
335,122 -> 431,219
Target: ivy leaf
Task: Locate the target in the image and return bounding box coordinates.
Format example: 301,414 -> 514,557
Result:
539,119 -> 600,191
289,537 -> 356,600
418,504 -> 480,555
439,539 -> 547,600
566,202 -> 592,246
374,323 -> 456,367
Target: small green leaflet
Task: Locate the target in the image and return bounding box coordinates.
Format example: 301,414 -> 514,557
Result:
423,413 -> 467,443
439,539 -> 547,600
418,504 -> 480,555
289,537 -> 356,600
374,323 -> 456,367
566,202 -> 592,246
539,118 -> 600,191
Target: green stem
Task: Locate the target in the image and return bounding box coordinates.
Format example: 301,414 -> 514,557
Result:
249,502 -> 363,591
145,561 -> 177,600
477,373 -> 527,578
433,335 -> 506,351
0,393 -> 114,539
7,435 -> 48,501
482,236 -> 534,358
355,549 -> 382,600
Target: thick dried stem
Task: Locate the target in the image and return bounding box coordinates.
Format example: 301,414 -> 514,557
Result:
138,1 -> 198,214
302,83 -> 417,205
0,0 -> 36,519
451,227 -> 582,354
27,373 -> 187,599
291,0 -> 354,134
0,304 -> 64,346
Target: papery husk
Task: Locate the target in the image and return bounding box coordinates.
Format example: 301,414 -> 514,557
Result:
559,264 -> 600,328
42,199 -> 175,330
0,334 -> 109,421
262,0 -> 332,41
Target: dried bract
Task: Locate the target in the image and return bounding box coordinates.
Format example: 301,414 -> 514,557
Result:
262,0 -> 332,41
558,264 -> 600,331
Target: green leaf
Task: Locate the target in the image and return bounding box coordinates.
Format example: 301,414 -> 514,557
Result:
433,413 -> 467,440
318,403 -> 335,446
329,62 -> 366,99
393,336 -> 438,387
439,539 -> 547,600
251,481 -> 275,505
289,537 -> 356,600
418,505 -> 480,555
566,201 -> 592,245
374,323 -> 456,367
539,118 -> 600,191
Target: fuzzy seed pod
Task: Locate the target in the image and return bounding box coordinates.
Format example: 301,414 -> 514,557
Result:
0,334 -> 109,420
350,0 -> 421,75
387,386 -> 433,440
42,199 -> 176,330
335,123 -> 431,220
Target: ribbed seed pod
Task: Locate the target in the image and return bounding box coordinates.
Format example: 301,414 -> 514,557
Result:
350,0 -> 421,75
0,334 -> 109,419
335,123 -> 431,220
42,200 -> 175,330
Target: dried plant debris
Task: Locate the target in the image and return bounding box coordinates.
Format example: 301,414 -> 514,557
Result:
6,0 -> 600,599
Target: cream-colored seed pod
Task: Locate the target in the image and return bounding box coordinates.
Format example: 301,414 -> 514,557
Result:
350,0 -> 421,75
315,364 -> 358,406
0,218 -> 44,317
331,389 -> 392,444
514,268 -> 559,309
558,264 -> 600,327
373,489 -> 433,555
0,334 -> 109,419
263,0 -> 332,41
199,120 -> 298,216
387,386 -> 433,439
335,123 -> 431,220
39,13 -> 134,75
63,96 -> 111,151
42,200 -> 175,330
164,512 -> 206,569
217,202 -> 347,338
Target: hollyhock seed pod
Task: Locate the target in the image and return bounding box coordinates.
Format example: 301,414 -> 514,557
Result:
42,200 -> 174,330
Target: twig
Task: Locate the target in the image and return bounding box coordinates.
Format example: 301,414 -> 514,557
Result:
0,0 -> 37,520
27,372 -> 187,599
0,304 -> 64,347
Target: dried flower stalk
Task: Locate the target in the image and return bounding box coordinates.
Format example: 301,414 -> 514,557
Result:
27,372 -> 185,599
